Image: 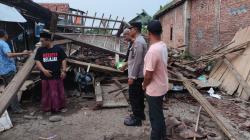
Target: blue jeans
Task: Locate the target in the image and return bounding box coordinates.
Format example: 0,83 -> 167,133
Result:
146,94 -> 166,140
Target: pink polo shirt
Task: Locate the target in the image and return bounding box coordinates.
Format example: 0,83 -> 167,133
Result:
144,41 -> 169,97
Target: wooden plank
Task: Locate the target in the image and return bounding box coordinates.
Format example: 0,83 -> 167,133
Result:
223,58 -> 250,100
176,72 -> 246,140
209,60 -> 223,78
236,30 -> 250,98
193,106 -> 202,140
94,81 -> 103,103
220,43 -> 250,96
110,16 -> 119,35
192,78 -> 221,89
91,12 -> 97,31
104,14 -> 112,35
102,100 -> 129,108
210,62 -> 227,82
98,13 -> 105,34
67,59 -> 122,74
218,27 -> 250,94
238,71 -> 250,97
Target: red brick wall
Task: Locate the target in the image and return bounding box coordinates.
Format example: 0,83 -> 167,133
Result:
219,0 -> 250,46
189,0 -> 250,56
159,0 -> 250,56
189,0 -> 218,56
159,4 -> 185,48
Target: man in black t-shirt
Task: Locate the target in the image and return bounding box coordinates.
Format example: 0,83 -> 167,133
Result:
35,32 -> 67,113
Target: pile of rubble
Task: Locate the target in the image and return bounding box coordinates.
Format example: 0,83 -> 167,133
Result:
166,26 -> 250,140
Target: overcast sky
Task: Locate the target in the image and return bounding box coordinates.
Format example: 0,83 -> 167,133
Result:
33,0 -> 172,22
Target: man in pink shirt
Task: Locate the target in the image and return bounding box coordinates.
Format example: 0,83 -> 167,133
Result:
143,20 -> 168,140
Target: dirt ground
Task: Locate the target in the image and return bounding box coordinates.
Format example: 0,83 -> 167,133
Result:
0,87 -> 249,140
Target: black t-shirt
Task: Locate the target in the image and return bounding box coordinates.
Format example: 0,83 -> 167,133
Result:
35,45 -> 67,80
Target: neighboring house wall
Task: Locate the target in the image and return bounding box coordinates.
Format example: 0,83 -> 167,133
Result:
157,0 -> 250,56
189,0 -> 218,56
159,3 -> 185,48
219,0 -> 250,49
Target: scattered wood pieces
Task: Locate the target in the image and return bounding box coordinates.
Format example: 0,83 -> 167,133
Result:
192,78 -> 221,89
193,106 -> 202,140
176,72 -> 245,140
67,59 -> 122,74
94,81 -> 103,103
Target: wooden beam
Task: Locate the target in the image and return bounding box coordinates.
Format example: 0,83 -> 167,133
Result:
193,106 -> 202,140
91,12 -> 97,31
57,24 -> 120,31
223,58 -> 250,100
113,79 -> 129,102
67,59 -> 122,74
56,11 -> 123,23
110,16 -> 119,35
95,81 -> 103,103
176,72 -> 245,140
53,39 -> 72,45
98,13 -> 105,34
0,48 -> 37,116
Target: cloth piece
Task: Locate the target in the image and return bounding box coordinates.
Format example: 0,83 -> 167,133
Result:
41,79 -> 66,112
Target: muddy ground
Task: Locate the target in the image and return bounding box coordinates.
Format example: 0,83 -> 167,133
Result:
0,86 -> 249,140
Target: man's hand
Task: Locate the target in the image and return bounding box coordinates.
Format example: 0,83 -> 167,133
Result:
42,69 -> 52,78
142,82 -> 146,91
23,50 -> 32,55
120,65 -> 127,71
128,78 -> 134,85
60,71 -> 66,79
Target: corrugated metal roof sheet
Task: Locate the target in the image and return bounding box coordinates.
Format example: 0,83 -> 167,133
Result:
0,3 -> 26,23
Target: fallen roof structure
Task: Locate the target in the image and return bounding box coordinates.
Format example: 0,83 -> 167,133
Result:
54,33 -> 126,57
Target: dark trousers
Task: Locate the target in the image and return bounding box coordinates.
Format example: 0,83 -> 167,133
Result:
128,78 -> 145,119
146,94 -> 166,140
